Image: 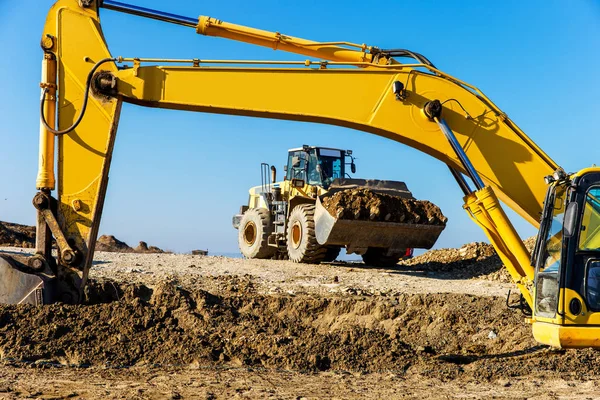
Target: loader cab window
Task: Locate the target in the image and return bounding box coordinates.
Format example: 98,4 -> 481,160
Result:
578,187 -> 600,251
316,148 -> 344,189
286,150 -> 307,181
535,184 -> 566,318
307,149 -> 321,186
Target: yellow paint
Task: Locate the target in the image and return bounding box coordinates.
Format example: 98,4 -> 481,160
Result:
463,187 -> 533,308
533,322 -> 600,348
36,54 -> 57,190
41,0 -> 121,266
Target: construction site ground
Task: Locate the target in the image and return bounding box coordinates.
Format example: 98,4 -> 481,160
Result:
1,244 -> 600,399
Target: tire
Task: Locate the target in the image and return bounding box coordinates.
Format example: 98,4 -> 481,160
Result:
361,248 -> 402,268
238,208 -> 276,259
323,247 -> 342,262
286,204 -> 328,263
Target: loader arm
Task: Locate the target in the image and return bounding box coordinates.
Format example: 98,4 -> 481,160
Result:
12,0 -> 562,306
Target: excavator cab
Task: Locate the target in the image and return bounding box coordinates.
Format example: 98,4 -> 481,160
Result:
532,169 -> 600,347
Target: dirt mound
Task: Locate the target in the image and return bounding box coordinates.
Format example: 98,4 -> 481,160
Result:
134,241 -> 164,253
95,236 -> 164,253
0,221 -> 164,253
0,221 -> 35,248
95,235 -> 132,252
322,189 -> 446,225
2,276 -> 598,381
401,241 -> 506,281
401,237 -> 537,282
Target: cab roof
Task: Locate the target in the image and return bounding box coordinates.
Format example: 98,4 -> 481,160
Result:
287,146 -> 346,153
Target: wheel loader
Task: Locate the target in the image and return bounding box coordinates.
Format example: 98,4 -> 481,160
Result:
232,145 -> 445,266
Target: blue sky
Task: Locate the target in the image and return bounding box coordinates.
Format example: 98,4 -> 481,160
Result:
0,1 -> 599,255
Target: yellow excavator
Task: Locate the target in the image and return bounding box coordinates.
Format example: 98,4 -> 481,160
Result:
233,145 -> 441,266
0,0 -> 599,349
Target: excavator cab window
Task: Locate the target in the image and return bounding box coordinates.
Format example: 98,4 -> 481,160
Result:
577,187 -> 600,311
586,261 -> 600,310
578,187 -> 600,251
535,183 -> 567,318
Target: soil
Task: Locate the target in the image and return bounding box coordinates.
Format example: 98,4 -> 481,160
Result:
0,222 -> 35,249
322,189 -> 446,225
1,271 -> 600,398
401,237 -> 537,283
1,235 -> 597,399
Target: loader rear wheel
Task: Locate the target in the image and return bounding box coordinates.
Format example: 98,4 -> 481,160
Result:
238,208 -> 276,259
287,204 -> 327,263
361,248 -> 402,268
323,247 -> 342,262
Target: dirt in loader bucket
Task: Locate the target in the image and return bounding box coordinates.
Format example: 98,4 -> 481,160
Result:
321,188 -> 447,226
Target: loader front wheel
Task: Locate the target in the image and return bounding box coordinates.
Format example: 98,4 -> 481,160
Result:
238,208 -> 276,259
361,248 -> 402,268
287,204 -> 327,263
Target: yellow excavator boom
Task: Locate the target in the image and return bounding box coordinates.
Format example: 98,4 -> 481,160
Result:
33,0 -> 555,298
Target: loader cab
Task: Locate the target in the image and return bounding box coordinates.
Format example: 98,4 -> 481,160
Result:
285,145 -> 352,189
532,169 -> 600,347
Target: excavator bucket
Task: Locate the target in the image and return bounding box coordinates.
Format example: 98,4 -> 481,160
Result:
314,180 -> 445,255
0,254 -> 47,305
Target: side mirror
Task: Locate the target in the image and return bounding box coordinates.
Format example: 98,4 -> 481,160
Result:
292,156 -> 301,168
283,165 -> 288,172
351,162 -> 356,174
564,201 -> 578,238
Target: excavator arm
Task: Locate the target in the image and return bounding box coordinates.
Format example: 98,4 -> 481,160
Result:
5,0 -> 561,309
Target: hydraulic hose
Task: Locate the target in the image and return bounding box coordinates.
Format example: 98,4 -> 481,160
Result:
40,57 -> 117,136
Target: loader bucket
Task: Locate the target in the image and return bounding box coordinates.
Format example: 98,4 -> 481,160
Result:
314,196 -> 444,254
327,178 -> 414,198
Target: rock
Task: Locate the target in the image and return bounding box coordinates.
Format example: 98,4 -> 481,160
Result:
96,235 -> 132,252
134,241 -> 164,254
488,330 -> 498,340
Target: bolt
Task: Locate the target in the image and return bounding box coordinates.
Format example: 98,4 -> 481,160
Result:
41,34 -> 54,51
423,100 -> 442,120
78,0 -> 93,8
32,193 -> 49,210
29,257 -> 45,271
72,199 -> 82,212
62,249 -> 76,264
94,72 -> 117,95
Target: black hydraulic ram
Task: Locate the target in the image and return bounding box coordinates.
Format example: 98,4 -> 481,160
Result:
100,0 -> 198,27
423,99 -> 485,191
